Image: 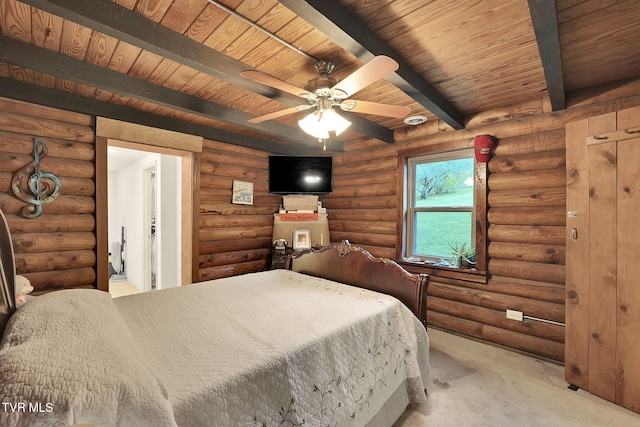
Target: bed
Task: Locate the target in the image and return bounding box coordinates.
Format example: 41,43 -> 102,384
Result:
0,208 -> 429,427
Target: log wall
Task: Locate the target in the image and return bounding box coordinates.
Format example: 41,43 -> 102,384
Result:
0,97 -> 285,293
197,139 -> 280,281
0,95 -> 572,351
3,80 -> 640,364
0,97 -> 96,294
324,80 -> 640,362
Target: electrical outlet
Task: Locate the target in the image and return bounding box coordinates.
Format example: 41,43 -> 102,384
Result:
506,309 -> 523,321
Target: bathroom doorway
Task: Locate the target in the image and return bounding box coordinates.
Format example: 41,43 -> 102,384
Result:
107,143 -> 183,294
95,118 -> 200,293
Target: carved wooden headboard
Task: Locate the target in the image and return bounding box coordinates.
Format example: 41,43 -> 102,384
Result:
0,208 -> 16,336
290,240 -> 429,325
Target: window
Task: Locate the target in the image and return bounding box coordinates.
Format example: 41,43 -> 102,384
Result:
406,149 -> 476,265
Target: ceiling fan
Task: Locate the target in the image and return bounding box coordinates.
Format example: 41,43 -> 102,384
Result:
241,56 -> 411,140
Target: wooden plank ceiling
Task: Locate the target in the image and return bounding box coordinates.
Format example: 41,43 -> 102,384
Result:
0,0 -> 639,153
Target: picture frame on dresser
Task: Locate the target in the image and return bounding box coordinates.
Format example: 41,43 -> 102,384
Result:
293,229 -> 311,251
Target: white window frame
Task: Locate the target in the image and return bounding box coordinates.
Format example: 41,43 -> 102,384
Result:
406,149 -> 476,263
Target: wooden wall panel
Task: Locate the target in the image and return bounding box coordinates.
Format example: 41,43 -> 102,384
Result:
196,139 -> 279,281
396,89 -> 640,362
564,105 -> 640,414
0,97 -> 96,293
321,154 -> 398,254
586,114 -> 618,401
1,75 -> 639,368
427,310 -> 564,361
616,132 -> 640,412
332,88 -> 640,363
332,110 -> 570,362
615,106 -> 640,411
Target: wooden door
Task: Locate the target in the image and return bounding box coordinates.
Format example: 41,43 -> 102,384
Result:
615,108 -> 640,412
565,106 -> 640,413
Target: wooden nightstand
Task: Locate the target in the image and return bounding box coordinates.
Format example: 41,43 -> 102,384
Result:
271,247 -> 293,269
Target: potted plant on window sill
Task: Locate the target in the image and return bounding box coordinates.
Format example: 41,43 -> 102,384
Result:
449,242 -> 476,268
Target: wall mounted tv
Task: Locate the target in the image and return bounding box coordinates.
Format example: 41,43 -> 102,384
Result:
268,155 -> 333,194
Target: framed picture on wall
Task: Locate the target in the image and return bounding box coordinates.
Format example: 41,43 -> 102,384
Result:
293,229 -> 311,251
231,180 -> 253,205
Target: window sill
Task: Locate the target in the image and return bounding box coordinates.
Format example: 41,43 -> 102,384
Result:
398,260 -> 487,284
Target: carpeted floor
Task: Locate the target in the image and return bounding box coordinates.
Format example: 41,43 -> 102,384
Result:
393,328 -> 640,427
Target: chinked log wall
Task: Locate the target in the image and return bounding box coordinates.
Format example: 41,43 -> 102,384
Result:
324,79 -> 640,363
197,139 -> 280,281
0,97 -> 96,294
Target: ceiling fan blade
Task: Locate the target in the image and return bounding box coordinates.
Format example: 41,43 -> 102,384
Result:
340,100 -> 411,118
248,105 -> 313,123
241,70 -> 314,99
331,56 -> 399,98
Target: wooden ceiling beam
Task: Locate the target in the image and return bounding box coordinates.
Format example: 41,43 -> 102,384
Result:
0,35 -> 317,145
528,0 -> 566,110
18,0 -> 296,103
0,77 -> 303,154
17,0 -> 394,143
280,0 -> 465,130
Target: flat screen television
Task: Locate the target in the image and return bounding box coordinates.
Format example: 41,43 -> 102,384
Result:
268,155 -> 333,194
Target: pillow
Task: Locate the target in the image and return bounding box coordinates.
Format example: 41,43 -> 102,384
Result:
0,289 -> 176,427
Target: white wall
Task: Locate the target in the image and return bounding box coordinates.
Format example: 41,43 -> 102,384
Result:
109,153 -> 158,291
158,154 -> 181,289
108,150 -> 181,291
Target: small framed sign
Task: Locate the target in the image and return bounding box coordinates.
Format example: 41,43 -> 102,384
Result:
231,180 -> 254,205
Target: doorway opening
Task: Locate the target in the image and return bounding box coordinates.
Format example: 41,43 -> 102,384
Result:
144,165 -> 157,291
106,142 -> 188,296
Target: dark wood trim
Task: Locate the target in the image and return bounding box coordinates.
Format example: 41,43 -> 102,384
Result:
192,152 -> 202,283
400,261 -> 488,284
95,136 -> 109,292
17,0 -> 394,143
0,35 -> 313,145
18,0 -> 295,102
341,113 -> 395,143
0,77 -> 300,155
280,0 -> 465,130
474,161 -> 488,272
528,0 -> 566,111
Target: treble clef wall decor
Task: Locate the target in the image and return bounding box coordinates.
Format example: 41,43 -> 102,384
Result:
11,138 -> 62,219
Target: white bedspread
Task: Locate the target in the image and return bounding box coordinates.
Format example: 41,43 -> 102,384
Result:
0,289 -> 177,427
0,269 -> 429,426
113,270 -> 429,426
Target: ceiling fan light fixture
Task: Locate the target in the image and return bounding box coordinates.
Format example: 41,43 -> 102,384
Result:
320,108 -> 351,136
298,108 -> 351,139
298,111 -> 330,139
244,56 -> 404,142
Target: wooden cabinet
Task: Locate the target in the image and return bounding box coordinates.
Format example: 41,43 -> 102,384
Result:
565,106 -> 640,413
